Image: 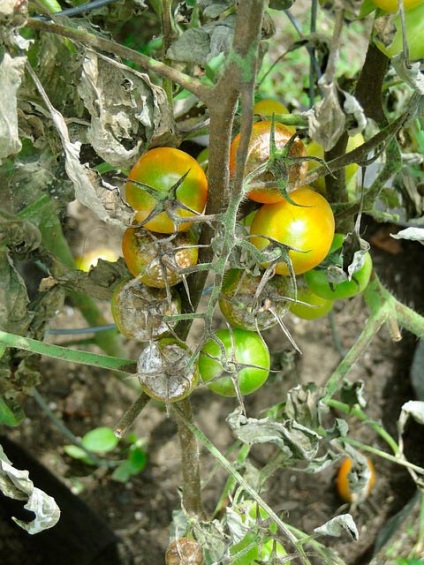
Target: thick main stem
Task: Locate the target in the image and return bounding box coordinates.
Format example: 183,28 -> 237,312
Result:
175,0 -> 267,519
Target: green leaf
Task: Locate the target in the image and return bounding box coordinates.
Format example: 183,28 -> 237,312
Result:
63,445 -> 93,464
81,427 -> 119,453
128,446 -> 148,471
0,396 -> 24,427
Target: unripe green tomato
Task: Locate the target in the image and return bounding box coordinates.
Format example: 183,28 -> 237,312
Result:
111,278 -> 181,341
199,329 -> 270,397
372,0 -> 423,12
375,2 -> 424,61
219,269 -> 293,331
122,226 -> 198,288
196,147 -> 209,172
304,234 -> 373,300
289,285 -> 334,320
124,147 -> 208,234
137,338 -> 198,403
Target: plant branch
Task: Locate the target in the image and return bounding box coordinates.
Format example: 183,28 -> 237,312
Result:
27,18 -> 208,100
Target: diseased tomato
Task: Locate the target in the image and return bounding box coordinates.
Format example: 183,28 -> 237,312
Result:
219,269 -> 293,331
336,456 -> 376,504
124,147 -> 208,234
122,225 -> 198,288
198,328 -> 270,397
249,186 -> 335,276
229,121 -> 308,204
289,283 -> 334,320
137,338 -> 198,403
111,278 -> 181,341
304,233 -> 373,300
372,0 -> 423,11
165,538 -> 203,565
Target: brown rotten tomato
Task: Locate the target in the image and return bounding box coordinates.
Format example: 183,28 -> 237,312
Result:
219,269 -> 293,331
122,225 -> 198,288
124,147 -> 208,234
111,278 -> 181,341
137,338 -> 198,403
229,120 -> 308,204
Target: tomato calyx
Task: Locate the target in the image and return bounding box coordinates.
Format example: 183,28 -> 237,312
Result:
128,170 -> 201,231
243,122 -> 307,203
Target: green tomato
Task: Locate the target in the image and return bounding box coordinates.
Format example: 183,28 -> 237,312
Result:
289,285 -> 334,320
375,3 -> 424,61
198,329 -> 270,397
304,234 -> 373,301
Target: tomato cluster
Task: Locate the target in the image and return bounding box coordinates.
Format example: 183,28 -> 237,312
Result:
110,146 -> 209,403
110,104 -> 373,402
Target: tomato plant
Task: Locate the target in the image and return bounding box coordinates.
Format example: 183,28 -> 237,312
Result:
289,283 -> 334,320
137,338 -> 198,403
124,147 -> 208,234
110,278 -> 181,341
121,225 -> 198,288
249,186 -> 335,276
219,269 -> 293,331
198,328 -> 270,397
336,456 -> 376,504
304,233 -> 373,300
229,120 -> 307,204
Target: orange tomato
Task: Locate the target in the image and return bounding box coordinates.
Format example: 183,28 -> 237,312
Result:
336,457 -> 376,504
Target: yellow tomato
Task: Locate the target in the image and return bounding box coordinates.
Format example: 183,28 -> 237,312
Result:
253,99 -> 295,134
75,248 -> 119,271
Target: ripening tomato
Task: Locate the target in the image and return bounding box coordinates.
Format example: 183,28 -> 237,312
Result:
372,0 -> 423,11
219,269 -> 293,331
122,226 -> 198,288
124,147 -> 208,234
250,187 -> 335,276
304,233 -> 373,300
289,284 -> 334,320
336,456 -> 376,504
137,338 -> 198,403
229,121 -> 308,204
199,328 -> 270,397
